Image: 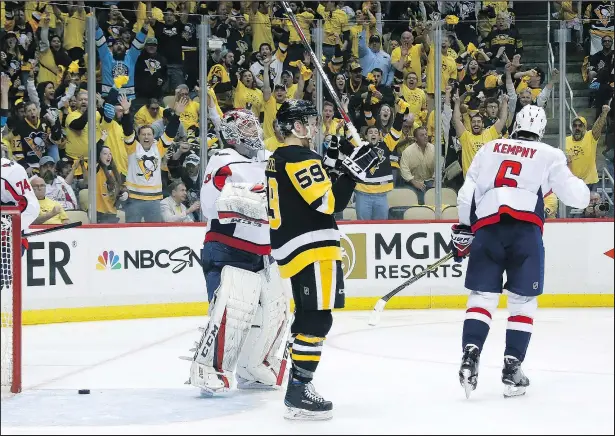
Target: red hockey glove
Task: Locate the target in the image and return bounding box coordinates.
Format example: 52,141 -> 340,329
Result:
451,224 -> 474,262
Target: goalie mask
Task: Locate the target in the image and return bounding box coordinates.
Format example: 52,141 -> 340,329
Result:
276,99 -> 319,140
219,109 -> 264,158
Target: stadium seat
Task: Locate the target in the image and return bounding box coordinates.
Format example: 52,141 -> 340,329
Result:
162,96 -> 175,108
78,189 -> 89,211
403,206 -> 436,220
441,206 -> 459,220
424,188 -> 458,206
342,208 -> 357,220
65,210 -> 89,224
388,188 -> 419,219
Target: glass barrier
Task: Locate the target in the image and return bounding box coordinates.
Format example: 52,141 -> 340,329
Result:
1,3 -> 611,225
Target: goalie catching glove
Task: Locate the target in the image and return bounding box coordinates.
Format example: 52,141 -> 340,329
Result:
215,182 -> 268,226
451,224 -> 474,262
338,142 -> 380,183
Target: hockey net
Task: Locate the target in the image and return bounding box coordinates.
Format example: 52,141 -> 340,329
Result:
1,207 -> 21,394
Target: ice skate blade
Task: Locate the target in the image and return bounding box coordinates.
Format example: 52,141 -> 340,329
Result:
460,369 -> 474,399
503,385 -> 527,398
284,407 -> 333,421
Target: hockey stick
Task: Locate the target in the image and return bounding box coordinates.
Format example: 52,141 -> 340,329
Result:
368,252 -> 455,326
24,221 -> 82,238
279,1 -> 363,147
275,312 -> 294,386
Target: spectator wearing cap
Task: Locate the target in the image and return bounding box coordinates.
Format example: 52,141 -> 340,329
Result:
281,69 -> 298,99
95,17 -> 148,101
135,37 -> 167,106
38,155 -> 79,211
349,7 -> 380,60
358,32 -> 394,86
31,175 -> 70,225
160,181 -> 199,223
151,8 -> 186,93
566,107 -> 611,191
234,70 -> 265,117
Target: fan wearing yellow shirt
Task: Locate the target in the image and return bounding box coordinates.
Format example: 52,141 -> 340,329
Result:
317,2 -> 349,61
391,31 -> 427,79
264,129 -> 285,153
31,176 -> 70,225
453,91 -> 508,176
134,99 -> 163,129
234,70 -> 265,117
280,2 -> 315,63
349,9 -> 379,59
62,2 -> 86,61
65,90 -> 102,174
426,37 -> 458,111
566,107 -> 611,189
249,2 -> 274,53
262,56 -> 288,140
401,72 -> 427,125
173,85 -> 200,131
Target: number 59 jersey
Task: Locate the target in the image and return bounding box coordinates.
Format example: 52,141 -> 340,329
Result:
458,138 -> 590,232
266,145 -> 341,279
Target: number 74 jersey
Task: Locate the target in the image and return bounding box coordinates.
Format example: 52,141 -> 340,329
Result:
1,157 -> 40,233
457,138 -> 590,232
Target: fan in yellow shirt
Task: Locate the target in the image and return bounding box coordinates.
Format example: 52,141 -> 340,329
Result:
426,39 -> 458,95
349,9 -> 378,58
172,85 -> 200,131
566,109 -> 610,186
134,99 -> 164,129
544,193 -> 559,218
31,176 -> 70,225
401,72 -> 427,124
453,91 -> 508,176
264,130 -> 286,152
249,2 -> 274,52
391,31 -> 426,79
234,70 -> 264,117
65,90 -> 102,164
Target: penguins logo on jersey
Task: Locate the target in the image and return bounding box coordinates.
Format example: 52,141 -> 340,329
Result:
112,63 -> 129,78
369,147 -> 386,175
22,132 -> 48,158
144,58 -> 162,75
236,40 -> 249,54
137,155 -> 159,180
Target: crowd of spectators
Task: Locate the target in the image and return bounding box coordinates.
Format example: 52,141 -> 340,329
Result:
0,1 -> 613,224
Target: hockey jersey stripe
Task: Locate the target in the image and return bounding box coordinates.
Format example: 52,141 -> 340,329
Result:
205,231 -> 271,255
271,229 -> 340,260
278,246 -> 341,279
472,205 -> 544,233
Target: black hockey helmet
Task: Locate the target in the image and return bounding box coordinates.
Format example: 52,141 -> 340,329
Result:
275,99 -> 319,137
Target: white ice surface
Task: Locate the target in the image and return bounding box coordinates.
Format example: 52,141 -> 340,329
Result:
1,309 -> 613,435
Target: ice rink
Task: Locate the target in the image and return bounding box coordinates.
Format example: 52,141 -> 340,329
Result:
1,308 -> 613,435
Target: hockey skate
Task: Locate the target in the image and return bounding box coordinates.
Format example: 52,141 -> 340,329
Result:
284,371 -> 333,421
502,356 -> 530,398
459,344 -> 480,399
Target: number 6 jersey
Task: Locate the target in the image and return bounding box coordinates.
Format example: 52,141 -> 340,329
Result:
458,138 -> 590,232
266,145 -> 355,279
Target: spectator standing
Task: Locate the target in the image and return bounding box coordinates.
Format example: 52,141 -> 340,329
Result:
401,72 -> 428,125
399,126 -> 436,205
317,1 -> 349,62
95,19 -> 148,100
31,175 -> 70,225
249,2 -> 275,54
151,8 -> 185,93
120,95 -> 184,223
160,180 -> 199,223
234,70 -> 265,117
39,155 -> 78,211
588,36 -> 614,117
358,33 -> 393,86
134,98 -> 164,131
584,1 -> 615,55
566,107 -> 611,191
134,37 -> 167,106
262,56 -> 289,139
391,31 -> 427,80
453,91 -> 508,177
426,35 -> 457,112
483,12 -> 523,67
62,1 -> 87,62
65,90 -> 101,173
96,137 -> 127,223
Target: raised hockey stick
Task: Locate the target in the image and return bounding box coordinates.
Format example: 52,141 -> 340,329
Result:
368,252 -> 455,326
24,221 -> 82,238
279,1 -> 363,147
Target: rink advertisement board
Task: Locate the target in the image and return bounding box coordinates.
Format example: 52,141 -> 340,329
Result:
20,221 -> 614,324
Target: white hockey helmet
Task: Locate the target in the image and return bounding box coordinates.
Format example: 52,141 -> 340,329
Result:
511,105 -> 547,140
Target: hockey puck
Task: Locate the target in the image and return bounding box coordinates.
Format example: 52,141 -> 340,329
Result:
78,389 -> 90,395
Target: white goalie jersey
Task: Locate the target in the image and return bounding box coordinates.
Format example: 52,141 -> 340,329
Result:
1,158 -> 40,233
458,138 -> 590,232
200,148 -> 272,255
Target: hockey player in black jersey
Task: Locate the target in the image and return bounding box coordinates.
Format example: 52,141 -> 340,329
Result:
266,100 -> 378,420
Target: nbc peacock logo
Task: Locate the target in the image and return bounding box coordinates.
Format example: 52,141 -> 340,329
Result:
96,250 -> 122,271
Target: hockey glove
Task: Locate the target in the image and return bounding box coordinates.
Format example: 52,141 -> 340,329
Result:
322,135 -> 339,169
451,224 -> 474,262
339,143 -> 379,183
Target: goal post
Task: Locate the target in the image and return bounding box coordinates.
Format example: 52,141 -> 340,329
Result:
1,206 -> 22,394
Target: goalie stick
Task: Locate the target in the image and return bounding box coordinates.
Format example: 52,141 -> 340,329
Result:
368,252 -> 455,326
24,221 -> 82,238
279,0 -> 363,147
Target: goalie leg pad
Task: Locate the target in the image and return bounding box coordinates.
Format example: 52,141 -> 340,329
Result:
189,266 -> 262,394
237,262 -> 291,389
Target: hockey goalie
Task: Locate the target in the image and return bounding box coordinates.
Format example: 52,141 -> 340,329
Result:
183,109 -> 291,395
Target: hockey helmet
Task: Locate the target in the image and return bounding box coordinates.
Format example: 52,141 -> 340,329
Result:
219,109 -> 264,158
511,105 -> 547,141
276,99 -> 319,138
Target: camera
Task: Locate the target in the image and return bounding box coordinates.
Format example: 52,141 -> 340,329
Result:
597,202 -> 610,212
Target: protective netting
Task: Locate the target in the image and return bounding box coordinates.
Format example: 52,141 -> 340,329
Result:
1,212 -> 14,391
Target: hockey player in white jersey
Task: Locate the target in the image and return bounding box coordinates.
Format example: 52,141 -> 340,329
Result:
451,105 -> 590,398
1,158 -> 40,234
184,109 -> 290,395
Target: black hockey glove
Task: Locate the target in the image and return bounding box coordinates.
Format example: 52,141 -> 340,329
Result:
322,135 -> 339,169
339,143 -> 379,183
451,224 -> 474,262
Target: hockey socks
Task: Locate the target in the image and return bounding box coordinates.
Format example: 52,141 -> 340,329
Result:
289,334 -> 324,383
505,315 -> 533,362
462,307 -> 492,352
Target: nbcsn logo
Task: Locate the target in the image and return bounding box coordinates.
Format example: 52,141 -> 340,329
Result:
96,250 -> 121,271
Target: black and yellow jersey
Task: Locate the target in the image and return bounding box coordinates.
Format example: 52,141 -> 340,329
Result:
266,144 -> 355,279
